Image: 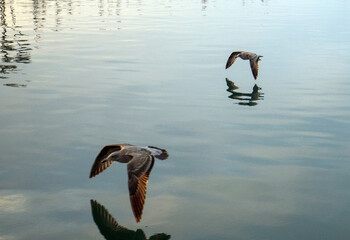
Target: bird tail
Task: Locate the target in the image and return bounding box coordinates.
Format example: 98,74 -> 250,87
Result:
147,146 -> 169,160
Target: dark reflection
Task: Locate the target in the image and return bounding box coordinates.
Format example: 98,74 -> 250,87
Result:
3,83 -> 26,87
0,64 -> 16,76
201,0 -> 207,12
90,199 -> 171,240
226,78 -> 264,106
0,0 -> 73,83
32,0 -> 47,42
0,0 -> 32,81
55,0 -> 62,29
242,0 -> 268,6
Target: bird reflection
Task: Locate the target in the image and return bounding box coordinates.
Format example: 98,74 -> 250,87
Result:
201,0 -> 207,12
3,83 -> 26,88
90,144 -> 169,222
90,199 -> 171,240
226,78 -> 264,106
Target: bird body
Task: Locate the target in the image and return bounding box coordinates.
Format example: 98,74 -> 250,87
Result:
225,51 -> 262,79
89,144 -> 169,222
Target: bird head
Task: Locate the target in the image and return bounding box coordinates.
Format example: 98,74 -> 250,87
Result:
101,145 -> 127,163
258,56 -> 263,61
253,84 -> 261,93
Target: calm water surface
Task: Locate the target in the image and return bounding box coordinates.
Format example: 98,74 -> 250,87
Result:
1,0 -> 350,239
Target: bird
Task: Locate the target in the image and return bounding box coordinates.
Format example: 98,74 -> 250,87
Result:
90,199 -> 171,240
89,143 -> 169,223
225,51 -> 263,80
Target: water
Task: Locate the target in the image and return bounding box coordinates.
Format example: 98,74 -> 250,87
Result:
0,0 -> 350,239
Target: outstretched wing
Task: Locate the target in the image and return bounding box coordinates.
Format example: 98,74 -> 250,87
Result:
226,78 -> 239,90
127,154 -> 155,222
225,51 -> 242,69
90,199 -> 137,239
249,58 -> 259,80
89,144 -> 127,178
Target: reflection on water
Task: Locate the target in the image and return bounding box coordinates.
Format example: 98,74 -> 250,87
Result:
0,64 -> 16,77
201,0 -> 207,13
0,0 -> 78,85
3,82 -> 26,87
0,0 -> 31,85
91,199 -> 171,240
0,1 -> 32,63
225,78 -> 264,106
242,0 -> 268,6
0,0 -> 148,84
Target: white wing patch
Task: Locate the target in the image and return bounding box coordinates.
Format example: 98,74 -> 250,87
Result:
144,146 -> 163,156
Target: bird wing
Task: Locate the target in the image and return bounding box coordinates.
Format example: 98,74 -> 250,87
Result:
225,51 -> 242,69
90,199 -> 137,239
226,78 -> 239,90
249,58 -> 259,80
127,153 -> 155,222
89,144 -> 132,178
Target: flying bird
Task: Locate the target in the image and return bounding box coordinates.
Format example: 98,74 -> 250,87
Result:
90,199 -> 171,240
225,51 -> 263,79
89,143 -> 169,222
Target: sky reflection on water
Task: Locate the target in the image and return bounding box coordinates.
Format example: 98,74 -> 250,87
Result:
0,0 -> 350,240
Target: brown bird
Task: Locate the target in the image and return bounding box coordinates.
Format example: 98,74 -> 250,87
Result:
90,199 -> 171,240
225,51 -> 263,79
89,144 -> 169,222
